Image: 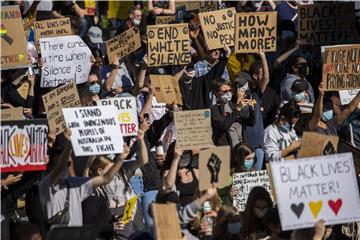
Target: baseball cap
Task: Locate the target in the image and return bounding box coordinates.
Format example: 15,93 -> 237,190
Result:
87,26 -> 103,44
291,79 -> 309,93
234,71 -> 252,86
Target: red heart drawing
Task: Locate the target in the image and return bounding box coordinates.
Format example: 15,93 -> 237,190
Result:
328,199 -> 342,216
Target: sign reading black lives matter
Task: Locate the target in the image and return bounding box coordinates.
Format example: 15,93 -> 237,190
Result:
298,2 -> 356,45
235,11 -> 277,53
39,35 -> 92,88
147,23 -> 191,67
62,106 -> 124,156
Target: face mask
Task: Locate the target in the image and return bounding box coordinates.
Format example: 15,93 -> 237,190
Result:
322,110 -> 333,122
292,91 -> 305,102
243,159 -> 254,170
298,64 -> 309,77
220,92 -> 232,104
254,207 -> 268,218
132,18 -> 141,26
89,83 -> 100,94
227,221 -> 241,235
281,122 -> 291,132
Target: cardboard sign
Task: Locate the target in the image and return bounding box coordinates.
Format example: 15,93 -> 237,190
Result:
152,203 -> 182,240
233,170 -> 273,212
322,44 -> 360,91
147,23 -> 191,66
271,153 -> 360,230
1,5 -> 29,69
299,132 -> 339,158
62,106 -> 124,156
176,1 -> 200,11
235,11 -> 277,53
105,27 -> 141,64
155,15 -> 176,25
339,89 -> 360,105
199,146 -> 230,190
298,3 -> 356,45
149,74 -> 182,105
34,18 -> 72,43
97,97 -> 139,137
42,82 -> 81,135
338,141 -> 360,174
39,35 -> 92,88
199,1 -> 218,13
122,195 -> 138,224
1,119 -> 48,172
174,109 -> 212,150
199,8 -> 236,50
1,107 -> 23,121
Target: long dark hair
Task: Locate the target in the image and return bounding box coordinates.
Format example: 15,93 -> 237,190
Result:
231,143 -> 255,174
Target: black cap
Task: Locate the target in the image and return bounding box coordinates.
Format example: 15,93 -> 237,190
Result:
234,71 -> 252,86
291,79 -> 309,93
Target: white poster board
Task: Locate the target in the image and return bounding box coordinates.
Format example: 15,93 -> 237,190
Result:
339,89 -> 360,105
39,35 -> 92,88
97,97 -> 139,136
233,170 -> 272,212
62,106 -> 124,156
271,153 -> 360,230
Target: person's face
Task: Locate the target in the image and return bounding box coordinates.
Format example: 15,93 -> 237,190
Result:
210,50 -> 220,60
254,199 -> 268,211
252,68 -> 263,81
130,10 -> 142,22
245,152 -> 255,161
293,58 -> 308,77
88,74 -> 99,83
217,85 -> 232,96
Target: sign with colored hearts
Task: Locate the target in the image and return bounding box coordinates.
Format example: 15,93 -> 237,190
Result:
271,153 -> 360,230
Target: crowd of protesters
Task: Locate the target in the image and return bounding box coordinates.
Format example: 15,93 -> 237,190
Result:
1,0 -> 360,240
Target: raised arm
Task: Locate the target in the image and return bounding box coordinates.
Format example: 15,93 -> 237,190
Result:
163,148 -> 183,189
258,51 -> 269,94
273,42 -> 299,69
104,55 -> 120,92
308,83 -> 325,131
336,91 -> 360,125
72,0 -> 86,18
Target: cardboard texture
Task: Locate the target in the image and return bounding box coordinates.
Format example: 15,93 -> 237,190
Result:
271,153 -> 360,230
199,8 -> 236,50
42,82 -> 81,135
147,23 -> 191,66
105,27 -> 141,64
1,107 -> 23,121
0,119 -> 48,172
235,11 -> 277,53
174,109 -> 212,150
199,146 -> 230,190
1,5 -> 29,69
299,132 -> 339,158
152,203 -> 182,240
16,82 -> 30,100
322,44 -> 360,91
298,3 -> 356,45
199,1 -> 218,13
34,18 -> 72,44
155,15 -> 176,25
149,74 -> 182,105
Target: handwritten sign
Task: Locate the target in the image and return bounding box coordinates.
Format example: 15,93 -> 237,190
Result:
1,5 -> 29,69
174,109 -> 212,150
235,11 -> 277,53
299,132 -> 339,158
147,23 -> 191,66
149,74 -> 182,105
271,153 -> 360,230
62,106 -> 124,156
105,27 -> 141,64
42,82 -> 81,135
152,203 -> 182,240
39,35 -> 92,88
1,119 -> 48,172
199,1 -> 218,13
34,18 -> 72,44
322,44 -> 360,91
97,97 -> 139,137
233,170 -> 272,212
155,15 -> 176,25
339,89 -> 360,105
298,3 -> 356,45
176,1 -> 200,11
199,8 -> 236,50
1,107 -> 23,121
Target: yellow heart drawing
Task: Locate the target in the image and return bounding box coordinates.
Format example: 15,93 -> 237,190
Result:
309,201 -> 323,219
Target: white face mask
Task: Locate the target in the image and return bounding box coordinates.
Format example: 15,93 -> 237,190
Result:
254,207 -> 268,218
220,92 -> 232,104
132,18 -> 141,26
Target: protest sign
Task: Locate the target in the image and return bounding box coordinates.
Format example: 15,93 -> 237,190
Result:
266,163 -> 277,202
39,35 -> 92,88
174,109 -> 212,150
176,1 -> 200,11
122,195 -> 138,224
152,203 -> 182,240
1,119 -> 48,172
199,146 -> 230,190
233,170 -> 273,212
97,97 -> 139,136
199,1 -> 218,13
299,132 -> 339,158
34,18 -> 71,45
105,27 -> 141,64
1,107 -> 23,121
322,44 -> 360,91
149,74 -> 182,105
234,11 -> 277,53
271,153 -> 360,230
147,23 -> 191,66
42,82 -> 81,135
298,3 -> 356,45
175,5 -> 186,23
155,15 -> 176,25
338,141 -> 360,174
1,5 -> 29,69
199,8 -> 236,50
339,89 -> 360,105
62,106 -> 124,156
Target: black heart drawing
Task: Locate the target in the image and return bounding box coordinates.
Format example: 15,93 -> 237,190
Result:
291,203 -> 304,219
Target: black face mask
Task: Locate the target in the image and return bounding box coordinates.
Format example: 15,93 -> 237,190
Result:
298,64 -> 309,77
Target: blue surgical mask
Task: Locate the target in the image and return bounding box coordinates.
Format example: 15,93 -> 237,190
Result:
243,159 -> 254,170
227,221 -> 241,235
89,83 -> 100,94
322,110 -> 333,122
293,91 -> 305,102
281,122 -> 291,132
